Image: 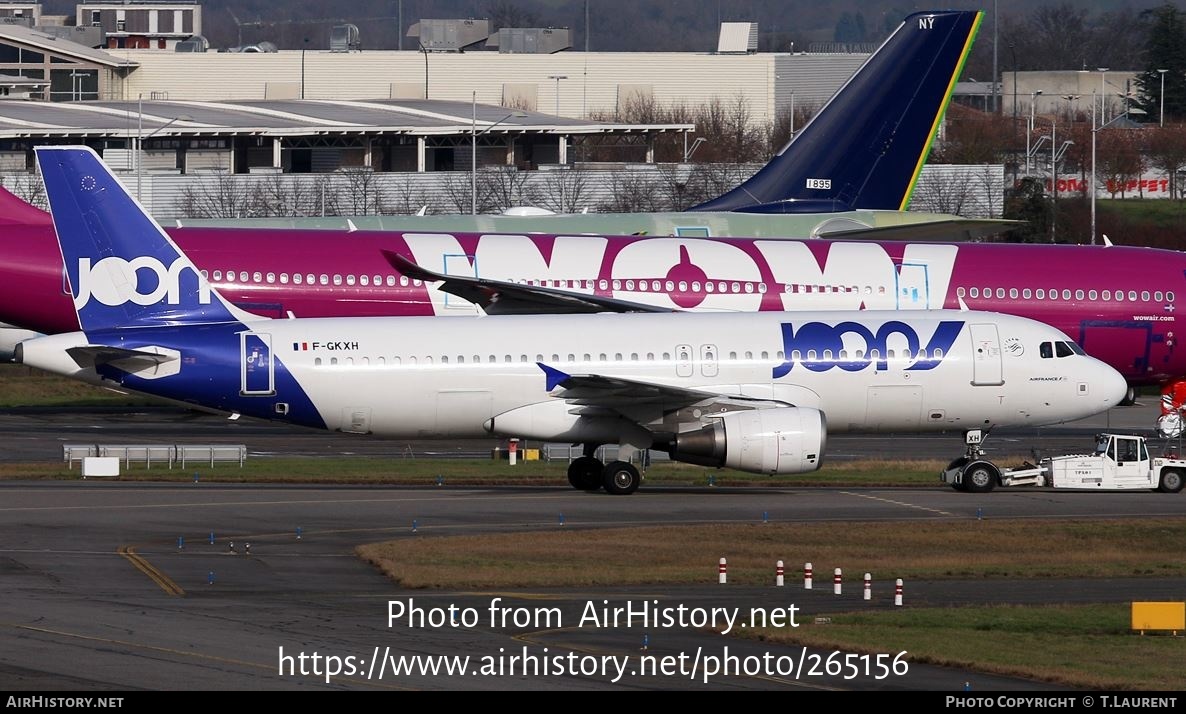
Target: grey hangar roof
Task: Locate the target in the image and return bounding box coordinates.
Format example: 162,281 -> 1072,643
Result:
0,98 -> 692,139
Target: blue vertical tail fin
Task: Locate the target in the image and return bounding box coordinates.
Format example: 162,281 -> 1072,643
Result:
35,146 -> 257,332
691,10 -> 982,214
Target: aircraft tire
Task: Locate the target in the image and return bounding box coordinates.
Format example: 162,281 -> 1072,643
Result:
1158,468 -> 1185,494
602,460 -> 641,495
567,456 -> 604,491
963,461 -> 999,493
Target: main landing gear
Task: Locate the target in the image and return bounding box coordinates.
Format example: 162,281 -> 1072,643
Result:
943,429 -> 1001,493
566,445 -> 642,495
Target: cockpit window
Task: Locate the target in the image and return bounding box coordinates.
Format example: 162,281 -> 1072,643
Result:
1040,342 -> 1053,359
1067,341 -> 1085,356
1055,342 -> 1074,358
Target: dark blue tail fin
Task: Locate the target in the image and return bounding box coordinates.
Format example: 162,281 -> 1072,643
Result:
691,10 -> 982,214
35,146 -> 255,332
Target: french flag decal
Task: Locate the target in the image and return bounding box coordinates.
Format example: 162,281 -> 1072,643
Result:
293,342 -> 309,351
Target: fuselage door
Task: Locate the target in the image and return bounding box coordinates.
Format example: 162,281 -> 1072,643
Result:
895,262 -> 930,309
700,344 -> 719,377
240,332 -> 275,396
676,344 -> 693,377
970,323 -> 1004,386
442,253 -> 478,310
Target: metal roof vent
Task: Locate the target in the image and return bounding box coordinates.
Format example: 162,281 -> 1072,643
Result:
488,27 -> 571,54
175,34 -> 208,52
717,21 -> 758,54
408,18 -> 491,52
330,23 -> 360,52
240,41 -> 277,53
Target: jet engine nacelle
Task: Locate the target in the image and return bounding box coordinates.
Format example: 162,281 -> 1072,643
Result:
660,407 -> 826,474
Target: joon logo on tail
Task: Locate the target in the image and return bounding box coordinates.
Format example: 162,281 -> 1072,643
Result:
773,320 -> 964,376
74,257 -> 211,309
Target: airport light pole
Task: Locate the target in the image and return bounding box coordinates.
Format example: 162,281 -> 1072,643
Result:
548,75 -> 568,116
1027,90 -> 1042,174
1091,91 -> 1097,246
1160,69 -> 1169,127
1044,116 -> 1073,244
1091,97 -> 1130,246
419,42 -> 429,99
471,93 -> 526,214
789,90 -> 795,138
1098,67 -> 1109,124
136,98 -> 188,203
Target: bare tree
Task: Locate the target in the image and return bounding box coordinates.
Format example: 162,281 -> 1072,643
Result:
1097,129 -> 1143,198
598,169 -> 665,213
529,166 -> 590,213
911,168 -> 975,216
324,168 -> 386,215
485,0 -> 539,30
478,166 -> 532,212
1145,125 -> 1186,200
385,173 -> 433,215
932,105 -> 1012,164
438,171 -> 474,214
7,173 -> 45,209
175,171 -> 253,218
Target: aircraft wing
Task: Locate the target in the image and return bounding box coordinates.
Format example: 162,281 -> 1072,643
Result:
817,218 -> 1022,242
383,250 -> 673,315
539,363 -> 790,423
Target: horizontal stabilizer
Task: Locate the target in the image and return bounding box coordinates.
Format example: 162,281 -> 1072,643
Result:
817,218 -> 1022,242
67,345 -> 177,370
384,250 -> 673,315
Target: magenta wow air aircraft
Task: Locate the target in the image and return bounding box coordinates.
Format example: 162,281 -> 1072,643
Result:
0,188 -> 1182,428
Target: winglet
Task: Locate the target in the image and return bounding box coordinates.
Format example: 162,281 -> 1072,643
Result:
537,362 -> 571,391
1102,234 -> 1113,247
382,249 -> 444,282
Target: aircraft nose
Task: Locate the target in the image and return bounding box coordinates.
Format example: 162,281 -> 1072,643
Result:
1096,360 -> 1129,408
